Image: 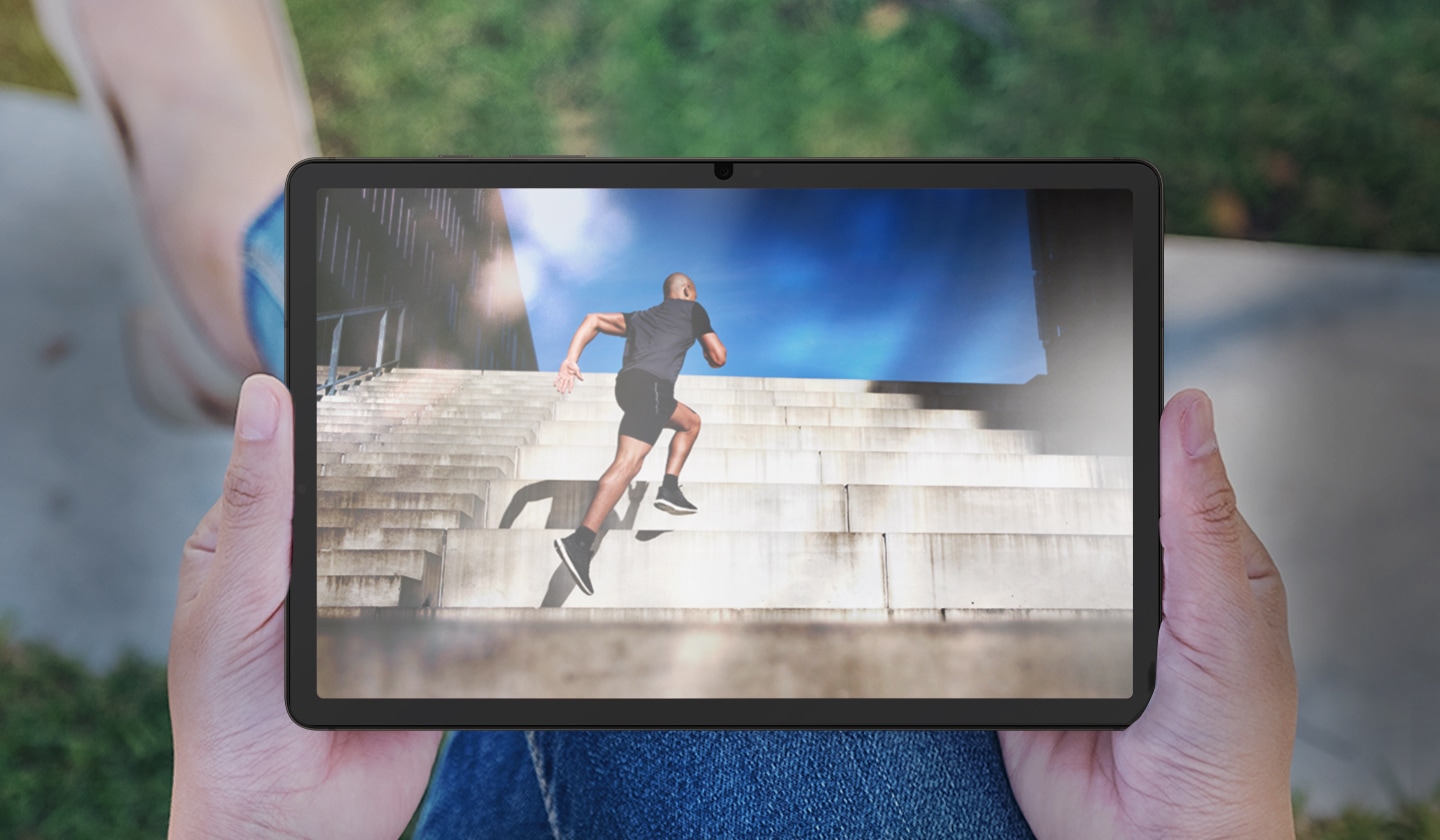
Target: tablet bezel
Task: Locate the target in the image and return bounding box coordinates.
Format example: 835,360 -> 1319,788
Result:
286,158 -> 1162,729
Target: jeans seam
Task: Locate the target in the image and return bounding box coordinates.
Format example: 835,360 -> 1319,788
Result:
524,731 -> 564,840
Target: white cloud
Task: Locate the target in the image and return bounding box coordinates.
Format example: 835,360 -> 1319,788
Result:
501,189 -> 634,288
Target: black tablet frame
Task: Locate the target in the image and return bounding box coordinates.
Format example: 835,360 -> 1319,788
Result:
286,158 -> 1162,730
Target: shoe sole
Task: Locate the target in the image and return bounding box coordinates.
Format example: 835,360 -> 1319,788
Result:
654,499 -> 698,515
553,538 -> 594,596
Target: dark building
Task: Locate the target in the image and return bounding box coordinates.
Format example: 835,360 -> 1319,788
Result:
315,187 -> 538,378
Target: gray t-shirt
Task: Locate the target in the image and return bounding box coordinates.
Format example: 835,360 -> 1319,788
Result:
621,299 -> 715,383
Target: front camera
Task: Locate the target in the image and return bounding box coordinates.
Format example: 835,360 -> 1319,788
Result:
713,162 -> 734,181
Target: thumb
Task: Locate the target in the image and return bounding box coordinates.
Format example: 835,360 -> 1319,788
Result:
206,375 -> 294,627
1159,389 -> 1255,627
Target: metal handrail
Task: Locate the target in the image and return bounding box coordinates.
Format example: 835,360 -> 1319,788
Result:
316,302 -> 407,396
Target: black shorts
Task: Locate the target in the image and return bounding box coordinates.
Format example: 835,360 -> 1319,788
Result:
614,369 -> 677,446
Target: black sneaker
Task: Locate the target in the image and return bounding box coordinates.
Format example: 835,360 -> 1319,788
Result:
554,533 -> 595,595
655,483 -> 698,515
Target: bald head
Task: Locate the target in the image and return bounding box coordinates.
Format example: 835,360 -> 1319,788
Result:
663,272 -> 695,300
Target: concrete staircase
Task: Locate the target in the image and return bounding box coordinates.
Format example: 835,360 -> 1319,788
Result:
315,368 -> 1135,698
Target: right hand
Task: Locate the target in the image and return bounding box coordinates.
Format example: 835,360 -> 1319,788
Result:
555,358 -> 584,394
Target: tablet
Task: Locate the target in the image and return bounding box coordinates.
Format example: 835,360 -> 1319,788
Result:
286,159 -> 1161,729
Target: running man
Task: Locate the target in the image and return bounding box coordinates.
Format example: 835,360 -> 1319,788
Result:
551,272 -> 727,595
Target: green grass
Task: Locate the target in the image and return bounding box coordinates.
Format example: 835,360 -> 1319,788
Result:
1,622 -> 1437,838
0,623 -> 171,839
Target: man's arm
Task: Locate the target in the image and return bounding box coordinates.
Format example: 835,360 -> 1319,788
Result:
556,312 -> 626,393
699,332 -> 727,368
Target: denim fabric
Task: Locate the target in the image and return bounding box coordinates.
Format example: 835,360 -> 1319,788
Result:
415,730 -> 1035,840
243,192 -> 286,380
414,731 -> 554,839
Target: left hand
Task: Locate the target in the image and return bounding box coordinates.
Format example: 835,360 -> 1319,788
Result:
554,358 -> 584,394
999,389 -> 1297,839
167,375 -> 442,839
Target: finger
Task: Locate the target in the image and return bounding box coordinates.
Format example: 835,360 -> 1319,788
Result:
178,499 -> 223,607
1159,389 -> 1254,624
205,375 -> 294,627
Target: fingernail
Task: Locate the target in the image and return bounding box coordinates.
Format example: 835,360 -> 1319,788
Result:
237,377 -> 279,441
1181,393 -> 1217,458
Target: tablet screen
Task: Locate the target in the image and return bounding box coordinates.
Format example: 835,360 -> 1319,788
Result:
310,180 -> 1138,709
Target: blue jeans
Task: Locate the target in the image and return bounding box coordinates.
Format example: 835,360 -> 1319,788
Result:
414,730 -> 1036,839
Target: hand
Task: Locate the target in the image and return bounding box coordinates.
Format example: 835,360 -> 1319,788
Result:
167,376 -> 442,839
1000,389 -> 1297,839
555,358 -> 584,394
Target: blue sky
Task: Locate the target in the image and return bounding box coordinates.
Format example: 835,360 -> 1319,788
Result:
502,188 -> 1045,384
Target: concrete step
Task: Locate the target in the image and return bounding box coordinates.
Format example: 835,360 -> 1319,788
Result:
817,451 -> 1131,488
512,446 -> 1124,487
312,480 -> 1132,534
346,443 -> 523,461
319,427 -> 537,447
316,508 -> 472,530
316,611 -> 1132,699
318,574 -> 425,608
385,389 -> 937,409
337,452 -> 517,471
549,401 -> 986,429
313,431 -> 385,444
317,406 -> 555,422
439,530 -> 1130,610
846,485 -> 1132,535
476,479 -> 1130,532
883,534 -> 1133,610
318,404 -> 431,415
530,421 -> 1035,453
317,549 -> 442,581
317,550 -> 442,605
316,475 -> 498,497
318,464 -> 512,482
443,529 -> 885,610
317,527 -> 446,554
316,491 -> 483,518
322,422 -> 1033,456
516,445 -> 821,483
475,370 -> 958,395
481,480 -> 846,532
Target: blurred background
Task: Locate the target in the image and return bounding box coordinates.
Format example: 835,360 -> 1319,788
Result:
2,0 -> 1437,836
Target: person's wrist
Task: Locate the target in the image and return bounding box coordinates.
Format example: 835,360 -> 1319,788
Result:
168,774 -> 299,840
169,795 -> 298,840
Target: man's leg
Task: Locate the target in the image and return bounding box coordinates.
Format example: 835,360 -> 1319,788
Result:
656,402 -> 701,515
663,402 -> 702,479
555,434 -> 652,595
582,434 -> 654,533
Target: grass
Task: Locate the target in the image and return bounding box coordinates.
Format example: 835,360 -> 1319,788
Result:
1,623 -> 1436,838
0,623 -> 171,838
